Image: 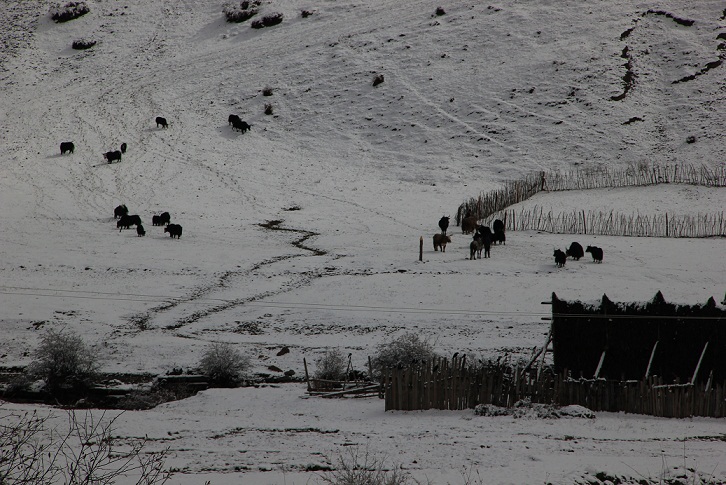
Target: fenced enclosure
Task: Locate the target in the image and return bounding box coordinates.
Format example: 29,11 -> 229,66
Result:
456,163 -> 726,238
383,358 -> 726,418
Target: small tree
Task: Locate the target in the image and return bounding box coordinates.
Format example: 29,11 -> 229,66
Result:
371,332 -> 437,380
198,342 -> 250,387
314,349 -> 348,381
26,329 -> 99,394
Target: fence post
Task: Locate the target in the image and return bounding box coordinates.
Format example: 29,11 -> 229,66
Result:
419,236 -> 423,261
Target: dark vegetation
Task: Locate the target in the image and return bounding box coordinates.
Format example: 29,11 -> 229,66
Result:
71,38 -> 96,50
223,0 -> 260,23
50,1 -> 89,22
372,73 -> 385,86
251,12 -> 283,29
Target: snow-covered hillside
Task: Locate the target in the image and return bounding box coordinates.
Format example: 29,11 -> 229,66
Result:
1,1 -> 725,484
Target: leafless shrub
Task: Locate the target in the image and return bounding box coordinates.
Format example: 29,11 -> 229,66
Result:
198,342 -> 251,387
262,86 -> 273,96
320,447 -> 415,485
50,2 -> 89,22
72,38 -> 96,50
301,9 -> 314,18
372,74 -> 385,87
251,12 -> 284,29
223,1 -> 260,23
0,410 -> 170,485
264,103 -> 274,115
314,349 -> 348,381
435,6 -> 446,16
26,329 -> 99,394
371,332 -> 437,380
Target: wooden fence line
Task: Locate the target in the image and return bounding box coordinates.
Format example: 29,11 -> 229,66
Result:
480,206 -> 726,238
383,359 -> 726,418
456,163 -> 726,232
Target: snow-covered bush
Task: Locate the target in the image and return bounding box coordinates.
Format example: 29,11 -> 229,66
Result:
50,2 -> 90,23
321,447 -> 413,485
72,38 -> 96,50
251,12 -> 283,29
223,1 -> 260,23
314,349 -> 347,381
26,329 -> 99,393
370,332 -> 437,380
198,342 -> 250,387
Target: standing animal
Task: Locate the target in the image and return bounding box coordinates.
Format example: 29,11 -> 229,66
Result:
114,204 -> 128,219
232,118 -> 251,133
228,114 -> 241,126
461,216 -> 478,235
566,242 -> 584,260
554,249 -> 567,267
120,142 -> 127,154
136,223 -> 146,237
60,142 -> 74,154
159,212 -> 171,225
104,150 -> 122,163
476,225 -> 492,238
493,219 -> 504,234
117,214 -> 142,230
493,230 -> 506,245
438,216 -> 450,235
480,233 -> 492,258
433,233 -> 451,252
586,245 -> 603,263
469,236 -> 485,260
152,215 -> 162,226
164,223 -> 183,239
156,116 -> 168,128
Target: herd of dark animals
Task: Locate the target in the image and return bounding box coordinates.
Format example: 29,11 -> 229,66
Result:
436,215 -> 604,266
114,204 -> 182,239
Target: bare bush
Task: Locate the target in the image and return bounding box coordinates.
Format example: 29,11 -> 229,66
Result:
223,1 -> 260,23
26,329 -> 99,394
435,6 -> 446,16
50,2 -> 89,22
262,86 -> 273,96
373,74 -> 385,87
371,332 -> 437,380
72,38 -> 96,50
251,12 -> 284,29
320,447 -> 414,485
0,410 -> 170,485
198,342 -> 251,387
264,103 -> 274,115
301,9 -> 314,18
314,349 -> 348,381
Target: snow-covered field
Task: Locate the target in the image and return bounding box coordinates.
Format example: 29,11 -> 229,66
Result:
1,0 -> 725,483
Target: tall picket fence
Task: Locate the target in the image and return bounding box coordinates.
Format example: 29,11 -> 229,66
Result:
383,358 -> 726,418
456,163 -> 726,238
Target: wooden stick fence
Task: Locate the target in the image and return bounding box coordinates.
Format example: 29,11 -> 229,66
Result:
456,163 -> 726,233
481,206 -> 726,238
383,359 -> 726,418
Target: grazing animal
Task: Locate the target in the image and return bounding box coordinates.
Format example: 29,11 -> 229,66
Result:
164,223 -> 182,239
433,233 -> 451,252
120,142 -> 127,154
152,215 -> 162,226
586,245 -> 604,263
114,204 -> 128,219
469,236 -> 484,260
493,219 -> 504,235
554,249 -> 567,268
159,211 -> 171,226
60,142 -> 74,154
156,116 -> 168,128
228,114 -> 241,126
566,242 -> 584,260
117,214 -> 142,230
493,229 -> 506,245
104,150 -> 122,163
232,118 -> 251,133
480,233 -> 492,258
476,225 -> 492,238
461,216 -> 478,235
438,216 -> 450,235
136,223 -> 146,237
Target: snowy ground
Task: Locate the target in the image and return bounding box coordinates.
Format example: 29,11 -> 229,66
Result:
1,0 -> 725,483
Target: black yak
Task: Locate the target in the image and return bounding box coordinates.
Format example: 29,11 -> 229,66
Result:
586,245 -> 603,263
156,116 -> 168,128
152,215 -> 161,226
228,114 -> 241,126
117,214 -> 142,230
476,225 -> 492,238
104,150 -> 122,163
136,223 -> 146,237
469,238 -> 483,260
493,219 -> 504,234
433,233 -> 451,252
438,216 -> 450,235
554,249 -> 567,268
114,204 -> 128,219
159,211 -> 171,225
60,142 -> 74,154
165,223 -> 182,238
232,118 -> 251,133
566,242 -> 584,260
461,216 -> 478,235
479,233 -> 492,258
493,229 -> 506,245
120,142 -> 127,154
